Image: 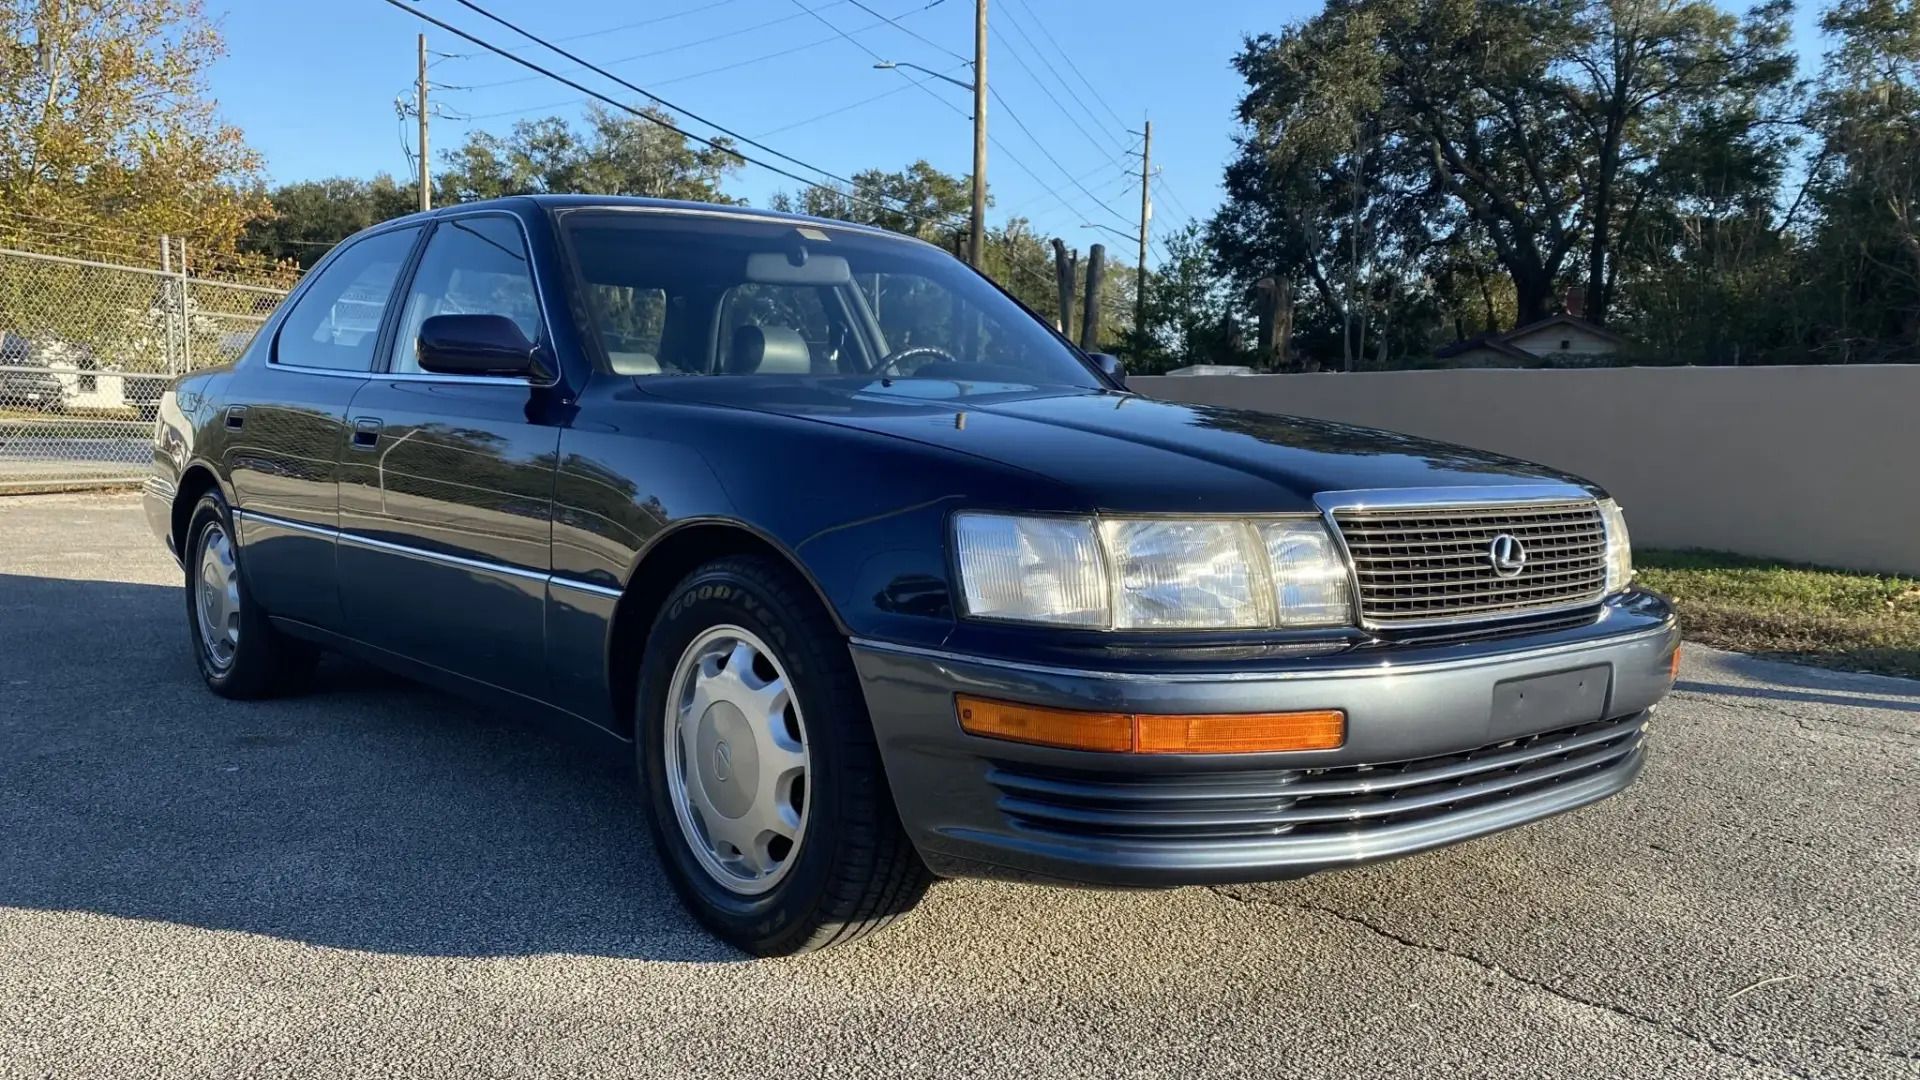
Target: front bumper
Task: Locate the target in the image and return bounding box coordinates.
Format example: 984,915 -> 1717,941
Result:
850,592 -> 1679,887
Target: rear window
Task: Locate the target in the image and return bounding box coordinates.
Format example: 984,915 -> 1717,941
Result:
274,227 -> 420,371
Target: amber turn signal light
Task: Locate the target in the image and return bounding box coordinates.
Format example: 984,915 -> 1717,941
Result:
956,695 -> 1345,754
1668,645 -> 1683,681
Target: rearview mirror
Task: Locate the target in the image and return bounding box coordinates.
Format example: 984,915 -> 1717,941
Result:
1089,352 -> 1127,388
745,251 -> 852,287
417,314 -> 546,378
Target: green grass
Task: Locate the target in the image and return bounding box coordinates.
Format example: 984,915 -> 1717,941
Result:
1637,550 -> 1920,679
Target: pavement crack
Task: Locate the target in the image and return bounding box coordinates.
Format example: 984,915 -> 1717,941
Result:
1669,691 -> 1920,748
1207,887 -> 1815,1080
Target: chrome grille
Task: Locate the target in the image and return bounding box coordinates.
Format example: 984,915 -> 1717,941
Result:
1333,500 -> 1607,626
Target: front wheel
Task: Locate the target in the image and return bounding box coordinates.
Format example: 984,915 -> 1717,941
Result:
637,555 -> 930,956
183,491 -> 317,698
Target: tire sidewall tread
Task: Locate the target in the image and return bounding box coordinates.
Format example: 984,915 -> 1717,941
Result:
637,554 -> 927,956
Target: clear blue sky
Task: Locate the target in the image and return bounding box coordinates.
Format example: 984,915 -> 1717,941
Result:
204,0 -> 1294,262
204,0 -> 1832,266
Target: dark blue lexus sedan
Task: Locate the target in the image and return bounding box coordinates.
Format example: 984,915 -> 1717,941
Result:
144,195 -> 1679,955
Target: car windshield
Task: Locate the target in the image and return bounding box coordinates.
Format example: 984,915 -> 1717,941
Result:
561,210 -> 1101,388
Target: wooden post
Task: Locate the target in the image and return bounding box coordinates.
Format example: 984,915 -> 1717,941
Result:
1275,276 -> 1293,372
1051,238 -> 1075,336
1254,277 -> 1295,371
1255,278 -> 1277,372
1080,243 -> 1106,352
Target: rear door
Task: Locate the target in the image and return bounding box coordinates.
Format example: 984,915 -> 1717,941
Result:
219,224 -> 422,631
336,212 -> 565,698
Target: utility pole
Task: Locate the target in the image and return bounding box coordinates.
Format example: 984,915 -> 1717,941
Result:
968,0 -> 988,268
1135,120 -> 1152,340
417,33 -> 431,213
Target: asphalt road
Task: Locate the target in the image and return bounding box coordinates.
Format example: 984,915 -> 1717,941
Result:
2,492 -> 1915,1080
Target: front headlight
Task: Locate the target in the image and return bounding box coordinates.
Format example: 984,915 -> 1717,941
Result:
1598,498 -> 1633,592
953,512 -> 1352,630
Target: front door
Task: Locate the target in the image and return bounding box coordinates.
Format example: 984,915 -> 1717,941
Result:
221,224 -> 422,631
336,213 -> 564,699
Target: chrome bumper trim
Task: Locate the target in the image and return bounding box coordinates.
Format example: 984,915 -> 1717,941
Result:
848,620 -> 1675,684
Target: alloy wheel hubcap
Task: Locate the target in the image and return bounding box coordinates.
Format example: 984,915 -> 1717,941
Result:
664,625 -> 810,895
195,522 -> 241,671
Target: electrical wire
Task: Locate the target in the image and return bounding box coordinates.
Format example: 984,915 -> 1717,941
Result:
779,0 -> 1086,230
754,64 -> 966,137
458,4 -> 945,121
987,83 -> 1134,228
377,0 -> 972,229
842,0 -> 965,62
1001,0 -> 1130,130
435,0 -> 749,60
990,4 -> 1129,162
462,3 -> 846,91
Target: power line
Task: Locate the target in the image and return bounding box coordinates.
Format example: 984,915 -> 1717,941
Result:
461,4 -> 845,91
1000,0 -> 1130,130
436,0 -> 749,60
987,83 -> 1134,228
1153,173 -> 1200,225
754,63 -> 967,137
779,0 -> 1113,234
459,4 -> 944,121
437,0 -> 897,194
779,0 -> 1087,231
377,0 -> 972,230
990,3 -> 1129,161
842,0 -> 966,62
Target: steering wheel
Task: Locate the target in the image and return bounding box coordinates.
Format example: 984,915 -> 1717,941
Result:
872,344 -> 961,378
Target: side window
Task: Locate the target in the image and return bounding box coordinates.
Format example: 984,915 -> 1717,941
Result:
390,215 -> 542,374
274,226 -> 420,371
717,284 -> 837,374
586,284 -> 668,374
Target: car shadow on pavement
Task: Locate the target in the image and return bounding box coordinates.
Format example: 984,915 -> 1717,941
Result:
1673,679 -> 1920,714
0,572 -> 744,963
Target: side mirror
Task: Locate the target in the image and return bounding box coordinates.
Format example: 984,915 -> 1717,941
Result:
1089,352 -> 1127,388
417,314 -> 546,378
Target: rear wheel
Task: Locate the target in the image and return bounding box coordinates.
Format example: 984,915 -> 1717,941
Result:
183,491 -> 317,698
637,555 -> 930,956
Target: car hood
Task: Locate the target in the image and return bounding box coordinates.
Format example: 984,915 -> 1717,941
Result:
638,378 -> 1587,513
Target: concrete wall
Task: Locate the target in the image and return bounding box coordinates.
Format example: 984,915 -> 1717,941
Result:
1135,366 -> 1920,576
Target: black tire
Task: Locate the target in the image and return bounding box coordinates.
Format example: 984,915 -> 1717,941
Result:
637,555 -> 931,956
183,491 -> 317,699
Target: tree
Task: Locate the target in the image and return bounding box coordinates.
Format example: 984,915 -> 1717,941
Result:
238,175 -> 418,268
1803,0 -> 1920,358
768,160 -> 973,244
1217,0 -> 1797,332
0,0 -> 266,249
1123,223 -> 1245,374
437,104 -> 743,204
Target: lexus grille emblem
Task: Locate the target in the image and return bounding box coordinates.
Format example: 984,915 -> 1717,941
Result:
1488,534 -> 1527,578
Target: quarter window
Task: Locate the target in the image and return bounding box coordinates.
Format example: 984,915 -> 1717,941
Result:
274,226 -> 420,371
390,216 -> 542,374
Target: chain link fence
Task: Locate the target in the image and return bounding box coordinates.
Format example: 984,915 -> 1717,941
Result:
0,246 -> 290,491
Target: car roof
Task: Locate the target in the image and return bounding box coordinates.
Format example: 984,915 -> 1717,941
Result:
379,194 -> 931,249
